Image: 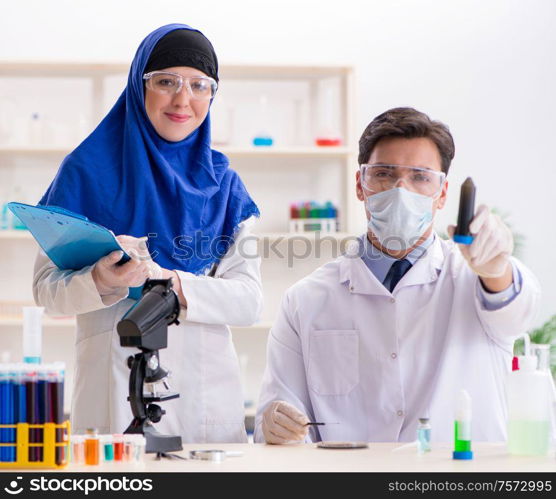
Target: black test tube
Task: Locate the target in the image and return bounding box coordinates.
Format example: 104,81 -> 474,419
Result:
453,177 -> 476,245
48,364 -> 65,465
25,368 -> 39,462
37,367 -> 48,462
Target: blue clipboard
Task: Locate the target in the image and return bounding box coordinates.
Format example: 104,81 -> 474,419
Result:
8,202 -> 142,300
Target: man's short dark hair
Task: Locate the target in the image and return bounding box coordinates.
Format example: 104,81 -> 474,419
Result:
358,107 -> 455,175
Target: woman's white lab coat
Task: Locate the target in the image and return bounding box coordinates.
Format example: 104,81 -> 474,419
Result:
33,217 -> 262,443
254,236 -> 541,443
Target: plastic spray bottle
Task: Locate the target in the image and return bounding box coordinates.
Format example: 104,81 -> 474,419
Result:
506,334 -> 552,456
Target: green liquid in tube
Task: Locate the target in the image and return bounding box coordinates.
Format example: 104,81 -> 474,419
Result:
454,420 -> 471,452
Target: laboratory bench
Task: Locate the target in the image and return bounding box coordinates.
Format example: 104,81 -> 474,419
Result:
9,443 -> 555,473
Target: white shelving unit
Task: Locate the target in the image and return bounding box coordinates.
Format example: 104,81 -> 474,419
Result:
0,61 -> 357,421
0,229 -> 355,242
0,145 -> 351,156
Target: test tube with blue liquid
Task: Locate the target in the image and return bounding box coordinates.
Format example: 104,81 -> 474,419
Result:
0,364 -> 15,462
15,363 -> 27,463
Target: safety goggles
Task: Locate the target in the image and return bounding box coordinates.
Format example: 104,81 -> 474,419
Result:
143,71 -> 218,100
360,164 -> 446,198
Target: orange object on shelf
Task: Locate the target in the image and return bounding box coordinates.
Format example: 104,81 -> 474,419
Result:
315,137 -> 342,146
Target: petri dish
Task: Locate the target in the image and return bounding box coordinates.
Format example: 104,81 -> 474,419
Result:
317,441 -> 369,449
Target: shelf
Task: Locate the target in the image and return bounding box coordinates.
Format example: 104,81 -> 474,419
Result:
0,145 -> 352,158
0,230 -> 32,239
0,146 -> 72,155
256,232 -> 352,241
0,317 -> 76,327
0,61 -> 352,80
0,230 -> 354,243
0,61 -> 129,77
218,146 -> 351,157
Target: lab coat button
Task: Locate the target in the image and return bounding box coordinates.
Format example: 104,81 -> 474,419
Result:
349,286 -> 354,292
391,353 -> 397,359
397,410 -> 404,417
390,298 -> 395,303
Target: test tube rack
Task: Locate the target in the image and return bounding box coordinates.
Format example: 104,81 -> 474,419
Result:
0,421 -> 70,468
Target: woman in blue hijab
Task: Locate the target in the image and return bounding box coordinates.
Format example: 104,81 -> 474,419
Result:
33,24 -> 263,443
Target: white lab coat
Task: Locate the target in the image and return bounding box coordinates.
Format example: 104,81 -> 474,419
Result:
255,235 -> 540,443
33,217 -> 262,443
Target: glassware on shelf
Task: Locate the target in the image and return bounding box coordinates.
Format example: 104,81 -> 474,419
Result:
252,94 -> 274,147
289,201 -> 339,233
3,186 -> 27,230
0,96 -> 15,146
211,96 -> 234,146
314,79 -> 342,147
73,113 -> 90,146
0,203 -> 11,231
28,112 -> 45,146
0,185 -> 11,230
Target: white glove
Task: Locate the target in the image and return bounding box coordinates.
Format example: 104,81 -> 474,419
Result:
447,204 -> 513,278
116,235 -> 162,280
91,235 -> 161,296
262,400 -> 310,444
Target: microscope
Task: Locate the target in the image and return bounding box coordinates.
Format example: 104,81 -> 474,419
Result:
117,278 -> 183,454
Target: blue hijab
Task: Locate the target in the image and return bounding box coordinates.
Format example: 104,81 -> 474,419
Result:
39,24 -> 259,275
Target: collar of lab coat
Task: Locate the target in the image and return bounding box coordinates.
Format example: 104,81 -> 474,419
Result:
339,233 -> 446,296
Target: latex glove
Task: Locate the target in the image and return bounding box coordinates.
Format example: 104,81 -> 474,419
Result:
91,235 -> 161,296
447,204 -> 513,278
262,400 -> 310,444
115,235 -> 162,280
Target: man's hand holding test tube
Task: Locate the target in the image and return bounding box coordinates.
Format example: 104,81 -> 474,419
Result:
447,178 -> 514,293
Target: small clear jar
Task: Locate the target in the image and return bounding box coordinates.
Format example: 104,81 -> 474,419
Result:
100,434 -> 114,462
417,418 -> 431,454
113,434 -> 124,461
133,435 -> 146,464
70,434 -> 85,464
123,434 -> 135,462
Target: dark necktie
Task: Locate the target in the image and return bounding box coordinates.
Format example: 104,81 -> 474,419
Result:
385,259 -> 412,292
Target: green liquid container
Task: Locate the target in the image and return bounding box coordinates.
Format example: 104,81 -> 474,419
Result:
506,355 -> 551,456
453,389 -> 473,460
454,421 -> 472,452
507,420 -> 550,456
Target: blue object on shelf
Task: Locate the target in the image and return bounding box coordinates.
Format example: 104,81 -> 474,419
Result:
6,202 -> 143,299
253,136 -> 273,147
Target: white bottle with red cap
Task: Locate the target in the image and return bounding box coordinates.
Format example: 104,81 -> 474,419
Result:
506,333 -> 552,455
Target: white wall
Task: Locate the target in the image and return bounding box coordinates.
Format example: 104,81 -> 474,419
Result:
1,0 -> 554,327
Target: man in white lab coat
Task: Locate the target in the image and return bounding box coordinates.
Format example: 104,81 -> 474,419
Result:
254,107 -> 540,444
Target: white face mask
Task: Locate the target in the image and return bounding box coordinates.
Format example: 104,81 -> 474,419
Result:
365,187 -> 434,251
